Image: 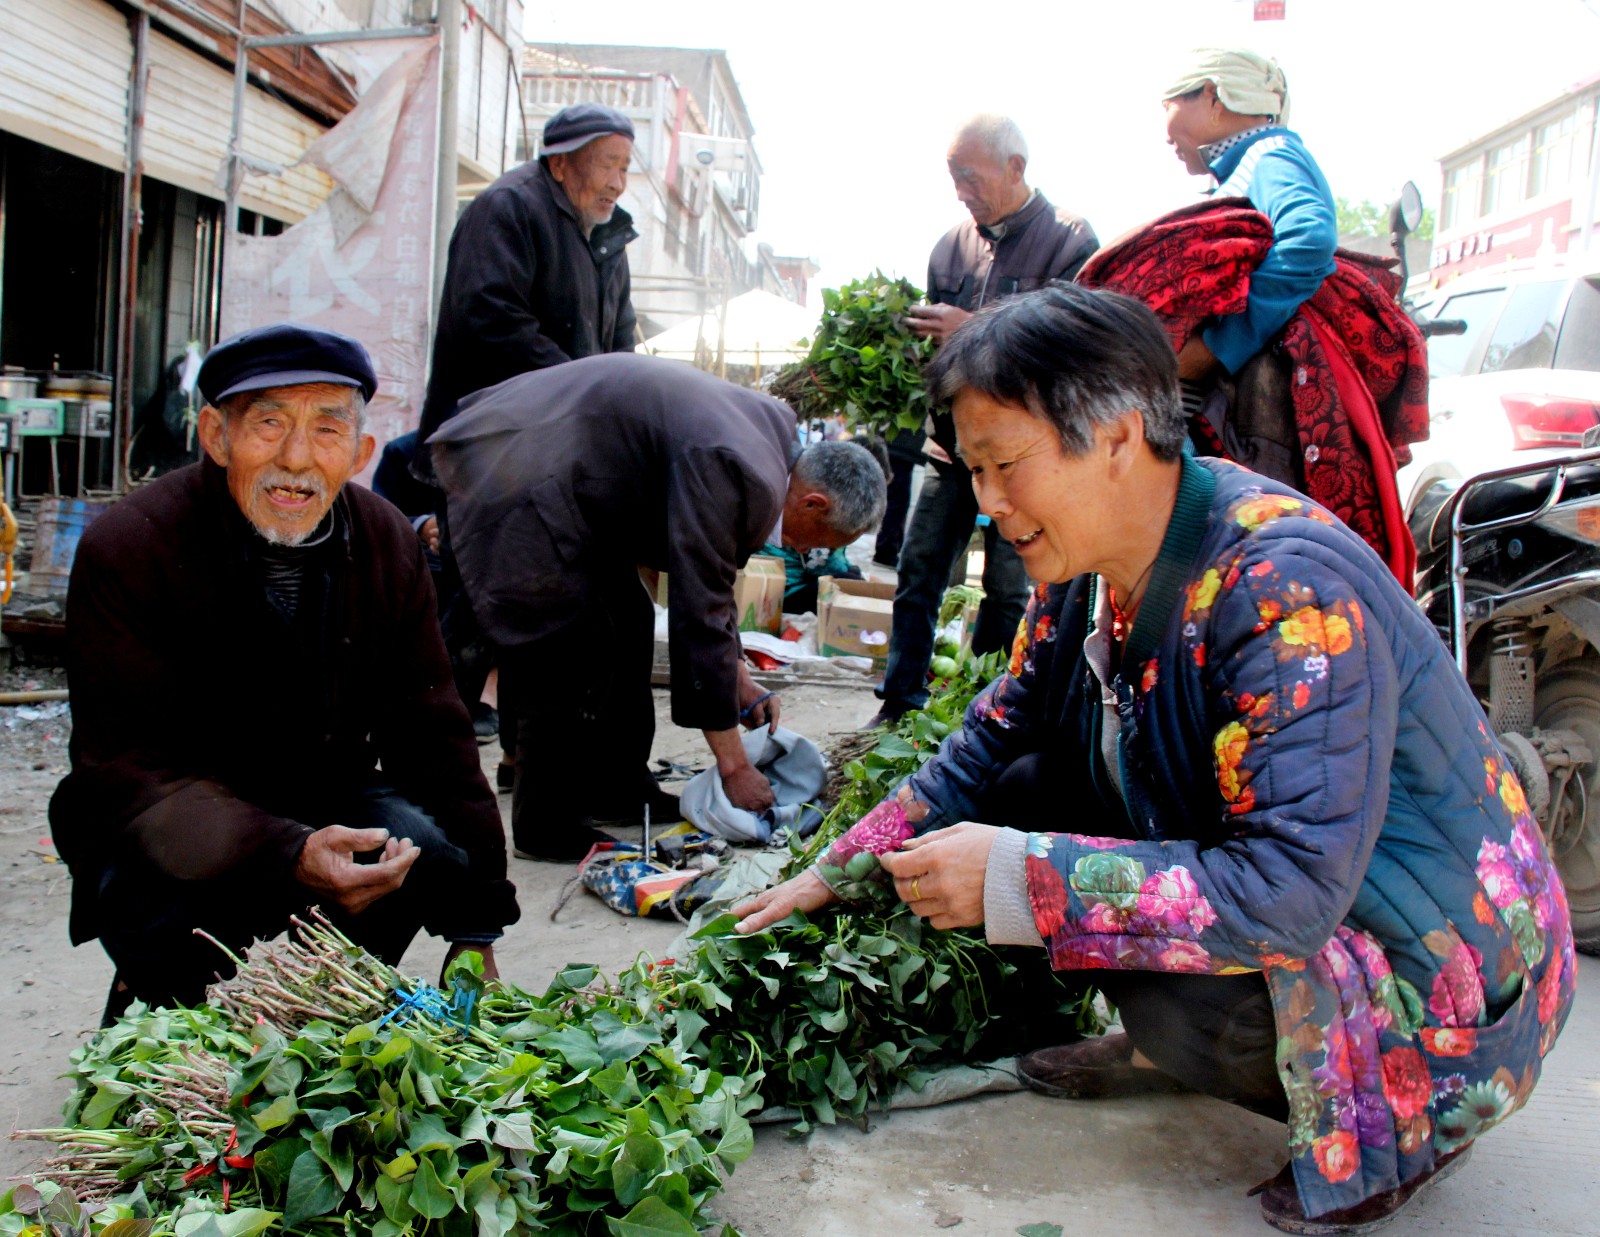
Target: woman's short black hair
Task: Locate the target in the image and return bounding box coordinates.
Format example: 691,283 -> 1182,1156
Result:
924,283 -> 1187,462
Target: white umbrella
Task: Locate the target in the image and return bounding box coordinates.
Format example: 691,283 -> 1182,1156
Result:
637,289 -> 817,371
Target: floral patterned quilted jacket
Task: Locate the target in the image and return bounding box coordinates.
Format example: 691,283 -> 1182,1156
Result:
823,455 -> 1575,1218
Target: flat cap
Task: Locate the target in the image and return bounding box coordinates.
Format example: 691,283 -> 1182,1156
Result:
540,102 -> 635,157
198,322 -> 379,406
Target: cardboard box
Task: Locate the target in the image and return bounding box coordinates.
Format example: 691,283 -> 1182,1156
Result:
733,554 -> 786,634
817,575 -> 896,665
654,553 -> 787,635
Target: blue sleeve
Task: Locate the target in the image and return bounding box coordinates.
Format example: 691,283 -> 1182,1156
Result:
1204,146 -> 1338,374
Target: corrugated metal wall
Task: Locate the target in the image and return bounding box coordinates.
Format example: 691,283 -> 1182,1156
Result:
144,32 -> 334,224
0,0 -> 131,172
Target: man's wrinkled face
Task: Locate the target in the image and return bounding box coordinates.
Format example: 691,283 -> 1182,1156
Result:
549,134 -> 633,233
1164,86 -> 1231,176
198,382 -> 375,545
946,135 -> 1025,228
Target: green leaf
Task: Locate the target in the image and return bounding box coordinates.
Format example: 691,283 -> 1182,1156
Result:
174,1211 -> 282,1237
375,1171 -> 414,1225
79,1082 -> 132,1130
1016,1226 -> 1065,1237
380,1150 -> 418,1180
99,1221 -> 156,1237
371,1035 -> 413,1068
408,1152 -> 456,1220
611,1131 -> 667,1206
282,1149 -> 344,1229
490,1111 -> 539,1151
406,1111 -> 465,1154
605,1195 -> 701,1237
534,1025 -> 604,1073
252,1093 -> 298,1132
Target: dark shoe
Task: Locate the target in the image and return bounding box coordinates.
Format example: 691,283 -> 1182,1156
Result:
860,706 -> 906,731
1016,1032 -> 1191,1099
496,761 -> 514,793
1256,1145 -> 1472,1234
512,825 -> 619,863
471,704 -> 499,745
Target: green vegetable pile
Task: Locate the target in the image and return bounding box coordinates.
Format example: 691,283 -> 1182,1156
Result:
630,910 -> 1095,1135
10,633 -> 1102,1232
619,638 -> 1100,1133
770,273 -> 932,440
12,919 -> 753,1237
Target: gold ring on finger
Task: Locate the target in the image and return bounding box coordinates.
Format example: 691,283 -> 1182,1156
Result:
911,876 -> 922,902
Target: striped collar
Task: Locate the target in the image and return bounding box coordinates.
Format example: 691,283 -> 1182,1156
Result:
1201,125 -> 1275,175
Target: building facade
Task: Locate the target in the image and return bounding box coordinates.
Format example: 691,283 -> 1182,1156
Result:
0,0 -> 520,490
522,43 -> 804,338
1431,75 -> 1600,286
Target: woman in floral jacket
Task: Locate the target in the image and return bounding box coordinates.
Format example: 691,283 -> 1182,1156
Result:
734,285 -> 1575,1233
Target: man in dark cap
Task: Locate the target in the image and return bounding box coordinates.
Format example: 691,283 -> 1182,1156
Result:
50,323 -> 520,1021
415,101 -> 640,471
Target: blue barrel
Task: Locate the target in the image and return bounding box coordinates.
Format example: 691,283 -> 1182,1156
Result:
29,496 -> 113,599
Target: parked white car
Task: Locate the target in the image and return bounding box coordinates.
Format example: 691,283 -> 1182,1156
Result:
1398,257 -> 1600,513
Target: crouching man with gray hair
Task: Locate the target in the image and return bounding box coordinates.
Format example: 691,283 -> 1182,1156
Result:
51,323 -> 521,1022
429,352 -> 886,860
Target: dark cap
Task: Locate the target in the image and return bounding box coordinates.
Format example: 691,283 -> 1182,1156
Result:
540,102 -> 635,157
198,322 -> 379,407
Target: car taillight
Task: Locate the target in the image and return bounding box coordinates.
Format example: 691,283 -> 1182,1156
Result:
1502,395 -> 1600,449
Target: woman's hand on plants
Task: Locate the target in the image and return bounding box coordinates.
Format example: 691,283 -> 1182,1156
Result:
441,941 -> 500,985
731,868 -> 838,934
879,822 -> 1000,929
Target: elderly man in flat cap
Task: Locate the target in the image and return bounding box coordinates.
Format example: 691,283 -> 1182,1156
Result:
50,323 -> 520,1023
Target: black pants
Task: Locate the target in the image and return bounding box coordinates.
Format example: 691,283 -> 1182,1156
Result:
503,569 -> 658,852
983,753 -> 1288,1121
97,787 -> 482,1012
873,456 -> 917,566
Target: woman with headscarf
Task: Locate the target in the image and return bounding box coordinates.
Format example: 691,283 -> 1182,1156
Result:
1078,49 -> 1428,586
732,286 -> 1573,1234
1159,49 -> 1335,385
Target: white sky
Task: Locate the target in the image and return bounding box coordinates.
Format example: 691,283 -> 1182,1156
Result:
527,0 -> 1600,293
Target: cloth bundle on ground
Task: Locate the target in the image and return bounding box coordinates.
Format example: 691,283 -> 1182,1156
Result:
1078,198 -> 1429,585
574,827 -> 733,920
679,725 -> 827,843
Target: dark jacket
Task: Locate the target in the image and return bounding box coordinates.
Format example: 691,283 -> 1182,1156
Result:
429,353 -> 799,732
49,461 -> 518,944
414,159 -> 639,481
925,191 -> 1098,456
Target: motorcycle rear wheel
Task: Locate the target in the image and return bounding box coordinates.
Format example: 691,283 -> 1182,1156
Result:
1533,658 -> 1600,953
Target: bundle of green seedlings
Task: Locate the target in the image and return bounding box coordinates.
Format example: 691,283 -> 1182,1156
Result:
624,641 -> 1103,1133
12,915 -> 754,1237
770,272 -> 932,440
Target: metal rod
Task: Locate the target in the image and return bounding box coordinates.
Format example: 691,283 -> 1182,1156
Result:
0,689 -> 69,705
434,0 -> 460,309
243,25 -> 435,49
224,0 -> 249,241
114,11 -> 150,495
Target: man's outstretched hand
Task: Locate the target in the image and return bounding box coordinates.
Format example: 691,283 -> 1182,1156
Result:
295,825 -> 419,916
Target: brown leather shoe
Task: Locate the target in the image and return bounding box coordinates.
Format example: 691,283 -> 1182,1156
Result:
1256,1145 -> 1473,1234
1016,1032 -> 1191,1099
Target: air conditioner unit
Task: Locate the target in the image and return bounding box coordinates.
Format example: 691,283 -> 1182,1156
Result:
681,132 -> 751,174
